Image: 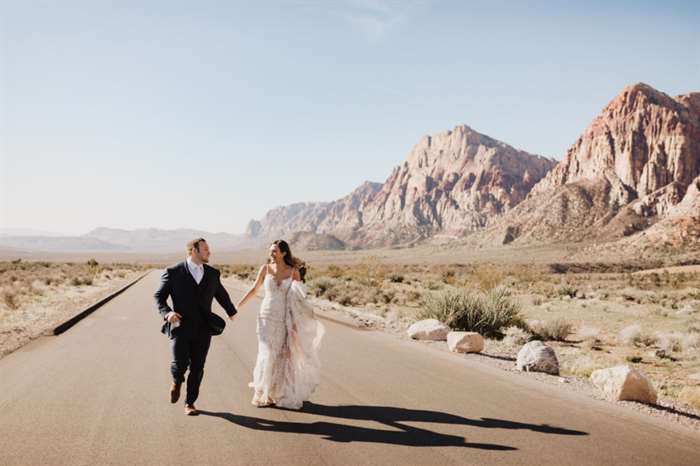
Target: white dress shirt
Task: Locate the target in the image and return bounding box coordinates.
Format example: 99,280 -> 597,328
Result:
186,256 -> 204,284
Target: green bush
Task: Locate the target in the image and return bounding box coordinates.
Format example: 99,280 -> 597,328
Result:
418,287 -> 524,338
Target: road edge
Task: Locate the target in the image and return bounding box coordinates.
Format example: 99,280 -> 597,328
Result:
52,271 -> 151,335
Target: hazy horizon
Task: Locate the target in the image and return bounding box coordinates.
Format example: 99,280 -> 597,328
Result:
2,0 -> 699,236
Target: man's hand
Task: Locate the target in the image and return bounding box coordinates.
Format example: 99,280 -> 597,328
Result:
166,311 -> 182,324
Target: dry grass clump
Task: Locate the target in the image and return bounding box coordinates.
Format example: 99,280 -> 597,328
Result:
529,318 -> 573,342
617,324 -> 658,347
502,325 -> 531,346
655,331 -> 684,353
561,355 -> 607,378
3,291 -> 19,310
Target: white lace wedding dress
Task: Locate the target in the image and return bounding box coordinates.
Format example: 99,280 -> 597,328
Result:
249,272 -> 325,409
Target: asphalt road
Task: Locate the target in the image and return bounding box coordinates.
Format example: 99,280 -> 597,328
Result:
1,270 -> 699,466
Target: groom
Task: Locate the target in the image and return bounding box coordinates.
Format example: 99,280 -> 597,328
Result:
154,238 -> 237,415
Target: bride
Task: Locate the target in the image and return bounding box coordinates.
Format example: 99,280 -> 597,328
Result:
236,239 -> 325,409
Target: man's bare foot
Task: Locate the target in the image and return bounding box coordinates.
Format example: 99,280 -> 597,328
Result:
184,404 -> 199,415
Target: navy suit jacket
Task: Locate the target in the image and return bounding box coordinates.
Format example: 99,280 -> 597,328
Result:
154,261 -> 237,338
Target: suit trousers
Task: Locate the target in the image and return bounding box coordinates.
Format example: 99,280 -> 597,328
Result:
170,330 -> 212,405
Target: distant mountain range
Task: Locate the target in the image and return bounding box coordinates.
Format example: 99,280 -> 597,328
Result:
245,82 -> 700,256
4,82 -> 698,257
0,228 -> 258,253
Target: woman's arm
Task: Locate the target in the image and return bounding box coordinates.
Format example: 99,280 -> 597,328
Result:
236,264 -> 267,308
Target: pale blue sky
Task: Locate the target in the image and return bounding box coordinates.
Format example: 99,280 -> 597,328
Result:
1,0 -> 698,235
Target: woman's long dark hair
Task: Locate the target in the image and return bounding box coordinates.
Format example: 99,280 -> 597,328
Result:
270,239 -> 306,282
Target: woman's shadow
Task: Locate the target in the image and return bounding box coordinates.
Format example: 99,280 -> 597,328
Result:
198,402 -> 588,450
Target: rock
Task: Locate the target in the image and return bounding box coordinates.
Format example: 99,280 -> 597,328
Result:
516,340 -> 559,375
406,319 -> 450,341
446,331 -> 484,353
590,365 -> 657,404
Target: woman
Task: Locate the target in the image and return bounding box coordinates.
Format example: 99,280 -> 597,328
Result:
237,240 -> 324,409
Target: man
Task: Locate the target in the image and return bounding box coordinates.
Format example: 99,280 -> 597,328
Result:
154,238 -> 237,415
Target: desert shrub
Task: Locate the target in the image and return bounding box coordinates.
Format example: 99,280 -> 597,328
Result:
530,318 -> 573,342
325,265 -> 344,279
405,289 -> 422,303
310,277 -> 336,297
337,293 -> 353,306
682,333 -> 700,351
70,277 -> 82,286
502,326 -> 531,346
471,264 -> 505,291
441,269 -> 457,285
618,324 -> 641,345
380,290 -> 396,304
418,287 -> 524,338
557,283 -> 578,299
87,258 -> 99,267
3,291 -> 19,309
618,324 -> 657,347
561,356 -> 605,378
387,273 -> 404,283
656,331 -> 683,353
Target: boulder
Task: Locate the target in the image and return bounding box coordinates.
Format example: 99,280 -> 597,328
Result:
590,365 -> 657,404
516,340 -> 559,375
406,319 -> 450,341
446,331 -> 484,353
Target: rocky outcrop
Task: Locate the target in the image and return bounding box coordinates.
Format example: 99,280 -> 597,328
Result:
248,125 -> 555,248
245,181 -> 382,244
532,83 -> 700,202
482,83 -> 700,248
287,231 -> 347,251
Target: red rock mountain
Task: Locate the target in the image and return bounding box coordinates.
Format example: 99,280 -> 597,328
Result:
247,125 -> 555,248
482,83 -> 700,247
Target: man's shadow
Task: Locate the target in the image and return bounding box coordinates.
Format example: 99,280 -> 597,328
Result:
199,402 -> 588,450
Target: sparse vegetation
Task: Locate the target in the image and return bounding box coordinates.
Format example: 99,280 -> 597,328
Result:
0,260 -> 146,358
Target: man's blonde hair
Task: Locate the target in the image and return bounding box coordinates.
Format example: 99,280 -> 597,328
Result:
187,238 -> 207,255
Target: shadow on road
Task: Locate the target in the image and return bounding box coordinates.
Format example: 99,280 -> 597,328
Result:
199,402 -> 587,449
299,403 -> 589,436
